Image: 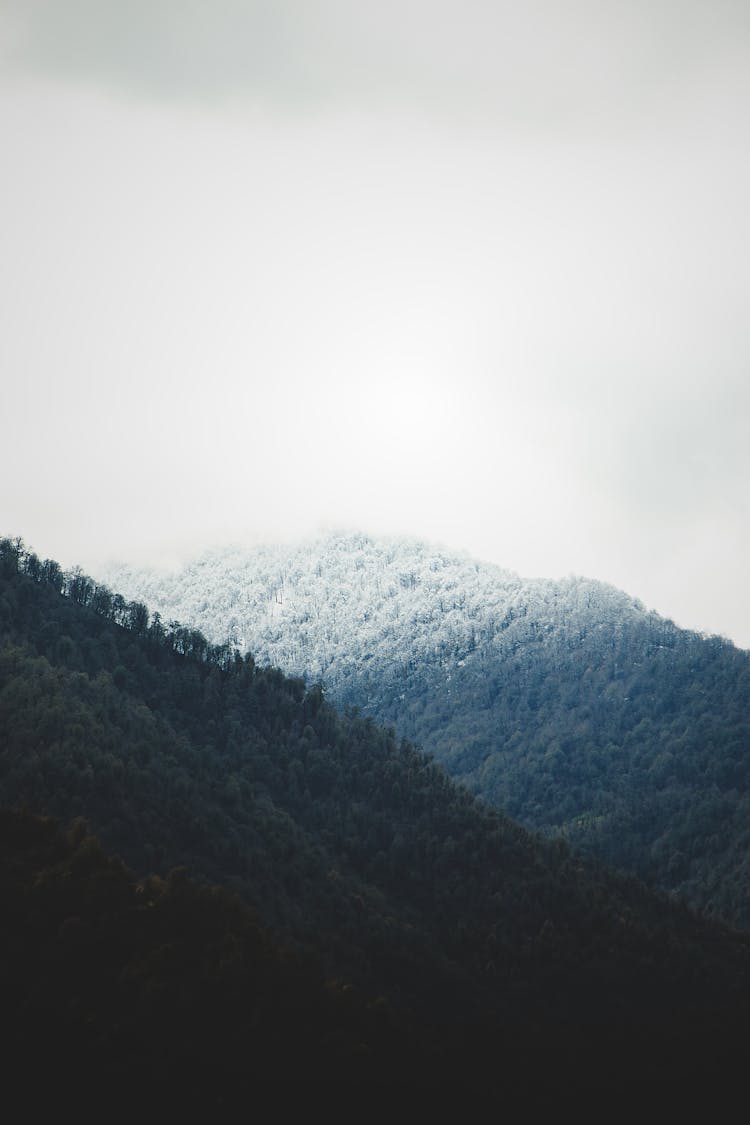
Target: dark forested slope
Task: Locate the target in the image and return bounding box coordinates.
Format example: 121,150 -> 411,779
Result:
102,532 -> 750,926
1,808 -> 415,1112
2,536 -> 750,1108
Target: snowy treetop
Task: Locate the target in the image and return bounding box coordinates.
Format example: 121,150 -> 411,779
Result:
100,531 -> 652,691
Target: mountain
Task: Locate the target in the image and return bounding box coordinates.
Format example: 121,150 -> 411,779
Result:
3,534 -> 750,1109
101,531 -> 750,927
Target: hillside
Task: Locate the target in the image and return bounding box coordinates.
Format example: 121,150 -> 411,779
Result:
0,808 -> 419,1111
102,531 -> 750,926
3,535 -> 750,1107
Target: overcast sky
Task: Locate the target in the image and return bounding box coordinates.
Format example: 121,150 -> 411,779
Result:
1,1 -> 749,646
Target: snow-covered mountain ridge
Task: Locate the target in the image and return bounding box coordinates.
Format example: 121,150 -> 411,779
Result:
100,531 -> 750,928
101,530 -> 652,695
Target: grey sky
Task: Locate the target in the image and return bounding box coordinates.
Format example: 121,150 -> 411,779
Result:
1,1 -> 749,646
3,2 -> 748,120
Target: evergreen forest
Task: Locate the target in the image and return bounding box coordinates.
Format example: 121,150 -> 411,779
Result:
103,533 -> 750,926
2,536 -> 750,1110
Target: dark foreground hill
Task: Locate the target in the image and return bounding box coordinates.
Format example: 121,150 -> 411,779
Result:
2,537 -> 750,1109
1,808 -> 417,1112
102,532 -> 750,926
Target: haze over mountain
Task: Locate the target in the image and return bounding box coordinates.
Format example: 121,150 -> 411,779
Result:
103,530 -> 750,927
3,2 -> 750,651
